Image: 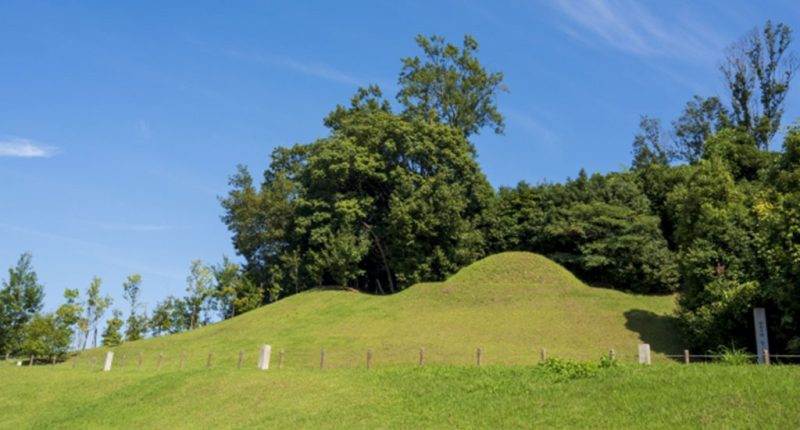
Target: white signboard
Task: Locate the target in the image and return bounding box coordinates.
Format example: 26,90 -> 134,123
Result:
754,308 -> 770,364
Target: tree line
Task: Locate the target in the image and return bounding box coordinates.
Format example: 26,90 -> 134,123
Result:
222,23 -> 800,354
3,23 -> 798,357
0,254 -> 260,359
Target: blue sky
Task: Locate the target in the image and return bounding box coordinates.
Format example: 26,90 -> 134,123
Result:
2,0 -> 800,317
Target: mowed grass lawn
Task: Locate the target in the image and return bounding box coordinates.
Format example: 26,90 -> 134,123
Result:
1,364 -> 798,429
73,253 -> 681,370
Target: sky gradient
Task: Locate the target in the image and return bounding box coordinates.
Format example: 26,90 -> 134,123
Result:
2,0 -> 800,316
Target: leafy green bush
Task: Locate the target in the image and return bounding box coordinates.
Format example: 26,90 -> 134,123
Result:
716,345 -> 753,365
538,357 -> 598,380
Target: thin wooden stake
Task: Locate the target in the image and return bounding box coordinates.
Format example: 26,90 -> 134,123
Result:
684,349 -> 690,365
279,349 -> 285,369
540,348 -> 547,362
477,348 -> 483,366
367,349 -> 373,369
206,352 -> 213,369
237,350 -> 244,369
419,346 -> 425,367
29,355 -> 34,367
5,353 -> 9,364
138,352 -> 143,369
51,355 -> 56,366
157,353 -> 164,371
764,349 -> 770,365
320,349 -> 326,369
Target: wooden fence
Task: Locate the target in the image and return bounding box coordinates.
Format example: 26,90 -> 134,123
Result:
5,344 -> 800,371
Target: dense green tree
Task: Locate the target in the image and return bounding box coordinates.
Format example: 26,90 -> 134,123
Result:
398,34 -> 507,138
0,253 -> 44,355
122,274 -> 146,341
222,86 -> 493,297
101,309 -> 124,347
186,260 -> 213,330
671,96 -> 731,164
213,257 -> 262,319
77,277 -> 112,350
489,172 -> 679,293
21,313 -> 72,359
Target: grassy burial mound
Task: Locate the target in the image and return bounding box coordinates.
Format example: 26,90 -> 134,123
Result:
77,252 -> 680,369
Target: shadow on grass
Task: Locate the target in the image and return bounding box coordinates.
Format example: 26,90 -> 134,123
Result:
624,309 -> 681,355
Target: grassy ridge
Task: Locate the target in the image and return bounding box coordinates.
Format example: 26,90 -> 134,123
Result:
74,252 -> 680,369
2,364 -> 799,429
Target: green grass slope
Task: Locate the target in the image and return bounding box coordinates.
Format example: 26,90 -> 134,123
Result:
78,252 -> 680,369
3,365 -> 800,429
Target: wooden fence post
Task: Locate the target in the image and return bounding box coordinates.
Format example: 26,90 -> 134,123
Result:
477,348 -> 483,367
51,355 -> 56,366
29,355 -> 34,367
157,353 -> 164,371
764,349 -> 770,365
138,352 -> 143,369
684,350 -> 690,365
5,353 -> 10,364
320,349 -> 326,369
238,350 -> 244,369
179,352 -> 186,370
279,349 -> 285,369
367,349 -> 372,369
540,348 -> 547,362
419,347 -> 425,367
206,352 -> 213,369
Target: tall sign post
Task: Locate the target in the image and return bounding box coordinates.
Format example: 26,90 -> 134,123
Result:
753,307 -> 769,364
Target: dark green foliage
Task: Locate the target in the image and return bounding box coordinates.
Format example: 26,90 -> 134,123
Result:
0,253 -> 44,355
489,172 -> 679,294
21,313 -> 72,358
222,87 -> 492,297
101,310 -> 124,347
671,96 -> 731,164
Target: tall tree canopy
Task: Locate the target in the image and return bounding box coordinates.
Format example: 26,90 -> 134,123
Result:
398,34 -> 507,138
222,86 -> 492,298
0,253 -> 44,355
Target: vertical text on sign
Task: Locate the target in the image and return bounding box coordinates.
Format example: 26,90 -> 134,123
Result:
753,307 -> 770,364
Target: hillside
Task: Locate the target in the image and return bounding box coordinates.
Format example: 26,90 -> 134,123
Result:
77,252 -> 680,369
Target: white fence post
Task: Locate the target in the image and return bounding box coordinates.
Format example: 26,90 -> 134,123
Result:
638,343 -> 651,365
258,345 -> 272,370
103,351 -> 114,372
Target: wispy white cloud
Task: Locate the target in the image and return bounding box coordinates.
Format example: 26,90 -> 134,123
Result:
550,0 -> 724,63
98,223 -> 171,232
506,108 -> 563,152
226,50 -> 361,85
0,137 -> 59,158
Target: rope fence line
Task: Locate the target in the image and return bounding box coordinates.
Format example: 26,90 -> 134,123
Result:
4,344 -> 800,371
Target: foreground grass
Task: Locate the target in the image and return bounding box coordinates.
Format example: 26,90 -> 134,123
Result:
1,363 -> 798,429
75,253 -> 681,369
